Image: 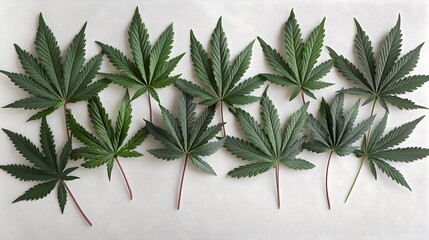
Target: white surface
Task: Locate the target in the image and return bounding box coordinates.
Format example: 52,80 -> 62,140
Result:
0,0 -> 428,239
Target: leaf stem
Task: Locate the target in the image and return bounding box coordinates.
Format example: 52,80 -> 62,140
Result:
344,97 -> 378,203
148,92 -> 153,123
63,103 -> 70,139
115,157 -> 133,200
300,91 -> 306,105
275,164 -> 280,209
344,156 -> 366,203
220,101 -> 226,137
62,180 -> 92,226
325,151 -> 333,210
177,154 -> 189,210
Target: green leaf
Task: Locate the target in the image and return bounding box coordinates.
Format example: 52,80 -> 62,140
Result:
375,16 -> 402,89
67,110 -> 104,148
383,75 -> 429,95
178,94 -> 196,150
330,16 -> 427,111
69,93 -> 147,195
261,74 -> 293,87
69,79 -> 110,103
373,116 -> 424,151
40,117 -> 57,169
382,95 -> 425,110
282,103 -> 309,153
225,89 -> 311,206
0,165 -> 56,181
57,182 -> 67,213
176,18 -> 262,131
189,106 -> 216,148
257,37 -> 296,83
281,158 -> 315,170
211,17 -> 230,95
149,24 -> 174,80
189,30 -> 217,95
259,11 -> 332,101
228,162 -> 275,178
12,45 -> 59,98
284,9 -> 304,81
260,90 -> 282,156
381,43 -> 423,91
189,155 -> 217,175
328,47 -> 372,91
159,105 -> 183,149
174,78 -> 215,101
35,14 -> 63,95
63,23 -> 87,96
224,136 -> 272,162
147,148 -> 183,161
225,41 -> 254,92
147,94 -> 223,207
96,42 -> 140,82
59,138 -> 72,172
28,107 -> 59,121
0,70 -> 57,100
354,19 -> 376,88
129,7 -> 151,82
300,17 -> 325,80
5,97 -> 60,110
306,59 -> 335,83
372,159 -> 411,190
371,147 -> 429,163
97,7 -> 184,114
114,91 -> 132,147
191,140 -> 225,156
88,96 -> 115,150
1,118 -> 83,217
355,115 -> 428,190
68,53 -> 104,97
120,127 -> 149,152
145,120 -> 182,151
3,16 -> 107,121
13,180 -> 58,203
70,147 -> 110,161
2,129 -> 51,172
99,73 -> 140,88
235,109 -> 272,156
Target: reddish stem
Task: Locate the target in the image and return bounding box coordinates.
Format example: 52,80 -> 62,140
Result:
300,91 -> 306,105
177,155 -> 189,210
220,101 -> 226,137
63,103 -> 70,139
325,151 -> 333,210
115,157 -> 133,200
148,92 -> 153,123
275,165 -> 280,209
62,180 -> 92,226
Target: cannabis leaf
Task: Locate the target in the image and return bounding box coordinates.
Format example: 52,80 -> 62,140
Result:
0,118 -> 92,226
1,14 -> 109,135
328,16 -> 428,111
225,89 -> 313,208
96,7 -> 185,123
257,9 -> 334,104
146,94 -> 224,209
174,17 -> 264,136
305,93 -> 375,209
67,91 -> 148,200
345,114 -> 429,200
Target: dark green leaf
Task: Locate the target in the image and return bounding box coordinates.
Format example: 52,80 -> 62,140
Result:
13,180 -> 58,203
228,162 -> 275,178
281,158 -> 315,170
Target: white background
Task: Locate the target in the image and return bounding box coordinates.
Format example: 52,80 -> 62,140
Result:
0,0 -> 428,239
